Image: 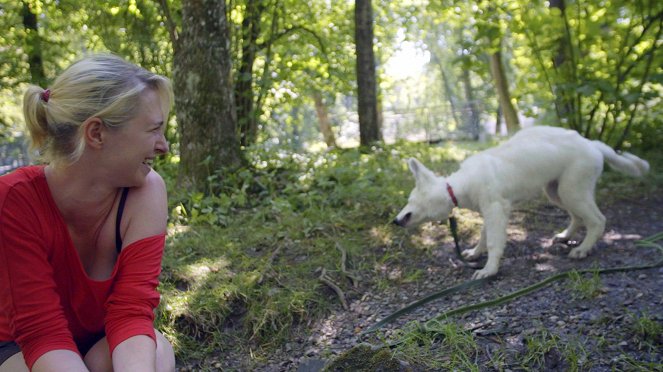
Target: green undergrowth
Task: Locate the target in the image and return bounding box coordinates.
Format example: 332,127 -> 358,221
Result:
155,140 -> 481,362
153,140 -> 662,367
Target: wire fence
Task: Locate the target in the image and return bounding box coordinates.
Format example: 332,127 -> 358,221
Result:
0,139 -> 30,175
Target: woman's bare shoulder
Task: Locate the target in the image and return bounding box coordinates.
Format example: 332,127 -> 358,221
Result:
121,170 -> 168,247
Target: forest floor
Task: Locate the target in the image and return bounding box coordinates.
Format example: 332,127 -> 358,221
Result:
174,165 -> 663,371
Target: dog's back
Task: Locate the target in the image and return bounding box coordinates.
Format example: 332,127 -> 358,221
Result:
459,126 -> 602,201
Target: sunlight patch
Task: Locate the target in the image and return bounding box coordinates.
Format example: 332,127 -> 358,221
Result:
182,257 -> 231,284
167,224 -> 190,238
535,263 -> 556,272
602,230 -> 642,244
370,225 -> 394,245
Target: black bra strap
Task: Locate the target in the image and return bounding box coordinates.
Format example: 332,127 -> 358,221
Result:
115,187 -> 129,253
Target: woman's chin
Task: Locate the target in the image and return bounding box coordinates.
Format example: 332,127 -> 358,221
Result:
141,163 -> 153,175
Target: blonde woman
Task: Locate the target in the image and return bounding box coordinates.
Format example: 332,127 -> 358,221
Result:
0,54 -> 176,371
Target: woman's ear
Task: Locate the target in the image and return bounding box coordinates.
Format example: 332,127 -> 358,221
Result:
83,118 -> 105,149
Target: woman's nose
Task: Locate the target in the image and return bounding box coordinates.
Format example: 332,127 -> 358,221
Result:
156,134 -> 169,155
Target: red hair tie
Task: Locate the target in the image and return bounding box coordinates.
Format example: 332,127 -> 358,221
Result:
41,89 -> 51,103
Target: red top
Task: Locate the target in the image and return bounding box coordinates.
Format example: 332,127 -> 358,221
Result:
0,166 -> 164,369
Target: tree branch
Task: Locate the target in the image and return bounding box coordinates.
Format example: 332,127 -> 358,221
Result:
257,25 -> 327,56
155,0 -> 178,47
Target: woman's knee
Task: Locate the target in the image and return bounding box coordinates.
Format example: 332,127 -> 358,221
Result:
155,329 -> 176,372
0,352 -> 29,372
84,329 -> 175,372
84,337 -> 112,372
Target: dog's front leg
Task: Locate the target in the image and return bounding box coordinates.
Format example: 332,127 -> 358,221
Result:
472,203 -> 509,279
462,226 -> 487,260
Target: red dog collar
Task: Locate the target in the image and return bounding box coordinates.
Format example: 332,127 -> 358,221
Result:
446,183 -> 458,207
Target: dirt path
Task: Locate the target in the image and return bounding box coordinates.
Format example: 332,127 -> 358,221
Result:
181,194 -> 663,371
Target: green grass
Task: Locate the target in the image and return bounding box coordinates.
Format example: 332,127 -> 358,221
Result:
628,311 -> 663,350
567,269 -> 604,300
390,320 -> 480,371
519,328 -> 590,371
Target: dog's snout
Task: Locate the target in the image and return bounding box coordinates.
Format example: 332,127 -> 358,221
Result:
393,212 -> 411,227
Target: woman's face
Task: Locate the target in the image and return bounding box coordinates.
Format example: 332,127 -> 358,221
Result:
103,89 -> 169,187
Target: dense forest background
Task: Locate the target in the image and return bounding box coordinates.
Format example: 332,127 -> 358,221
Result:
2,0 -> 662,172
1,0 -> 662,370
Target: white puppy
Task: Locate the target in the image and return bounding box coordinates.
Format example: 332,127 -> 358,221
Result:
393,126 -> 649,279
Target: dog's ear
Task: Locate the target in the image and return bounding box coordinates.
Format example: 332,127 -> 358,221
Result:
408,158 -> 433,183
408,158 -> 422,178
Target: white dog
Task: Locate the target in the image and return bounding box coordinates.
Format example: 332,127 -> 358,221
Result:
393,126 -> 649,279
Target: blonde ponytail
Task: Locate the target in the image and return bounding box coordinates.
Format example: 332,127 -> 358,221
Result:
22,85 -> 50,154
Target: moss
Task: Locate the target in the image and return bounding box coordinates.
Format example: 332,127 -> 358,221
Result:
324,343 -> 409,371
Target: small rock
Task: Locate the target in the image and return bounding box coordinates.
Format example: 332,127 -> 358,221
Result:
523,328 -> 537,335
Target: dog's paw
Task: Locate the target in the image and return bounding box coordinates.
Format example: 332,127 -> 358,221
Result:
461,248 -> 483,261
568,247 -> 590,259
472,267 -> 498,279
552,234 -> 570,244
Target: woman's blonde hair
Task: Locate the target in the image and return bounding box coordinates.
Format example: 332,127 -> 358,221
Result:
23,53 -> 173,167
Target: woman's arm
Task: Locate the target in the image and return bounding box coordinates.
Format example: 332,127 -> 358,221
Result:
0,185 -> 82,369
104,170 -> 169,369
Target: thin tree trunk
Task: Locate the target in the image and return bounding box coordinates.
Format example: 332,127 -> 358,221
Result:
354,0 -> 380,146
489,50 -> 520,134
439,66 -> 462,129
461,68 -> 481,140
550,0 -> 579,130
236,0 -> 264,147
313,92 -> 337,148
495,105 -> 502,135
22,1 -> 46,87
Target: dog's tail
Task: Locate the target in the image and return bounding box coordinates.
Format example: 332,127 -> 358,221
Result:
592,140 -> 649,177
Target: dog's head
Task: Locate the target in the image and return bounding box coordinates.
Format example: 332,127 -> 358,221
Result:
393,158 -> 455,228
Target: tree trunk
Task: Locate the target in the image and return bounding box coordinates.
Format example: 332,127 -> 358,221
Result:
489,50 -> 520,134
313,92 -> 337,148
439,64 -> 462,129
354,0 -> 380,146
494,105 -> 502,135
549,0 -> 579,130
236,0 -> 265,147
461,68 -> 481,140
22,1 -> 46,87
174,0 -> 243,192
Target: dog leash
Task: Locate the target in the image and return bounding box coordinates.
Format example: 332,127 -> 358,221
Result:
445,182 -> 484,270
448,216 -> 484,269
362,232 -> 663,336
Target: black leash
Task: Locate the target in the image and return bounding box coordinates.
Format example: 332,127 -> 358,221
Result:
448,216 -> 484,269
361,276 -> 493,334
